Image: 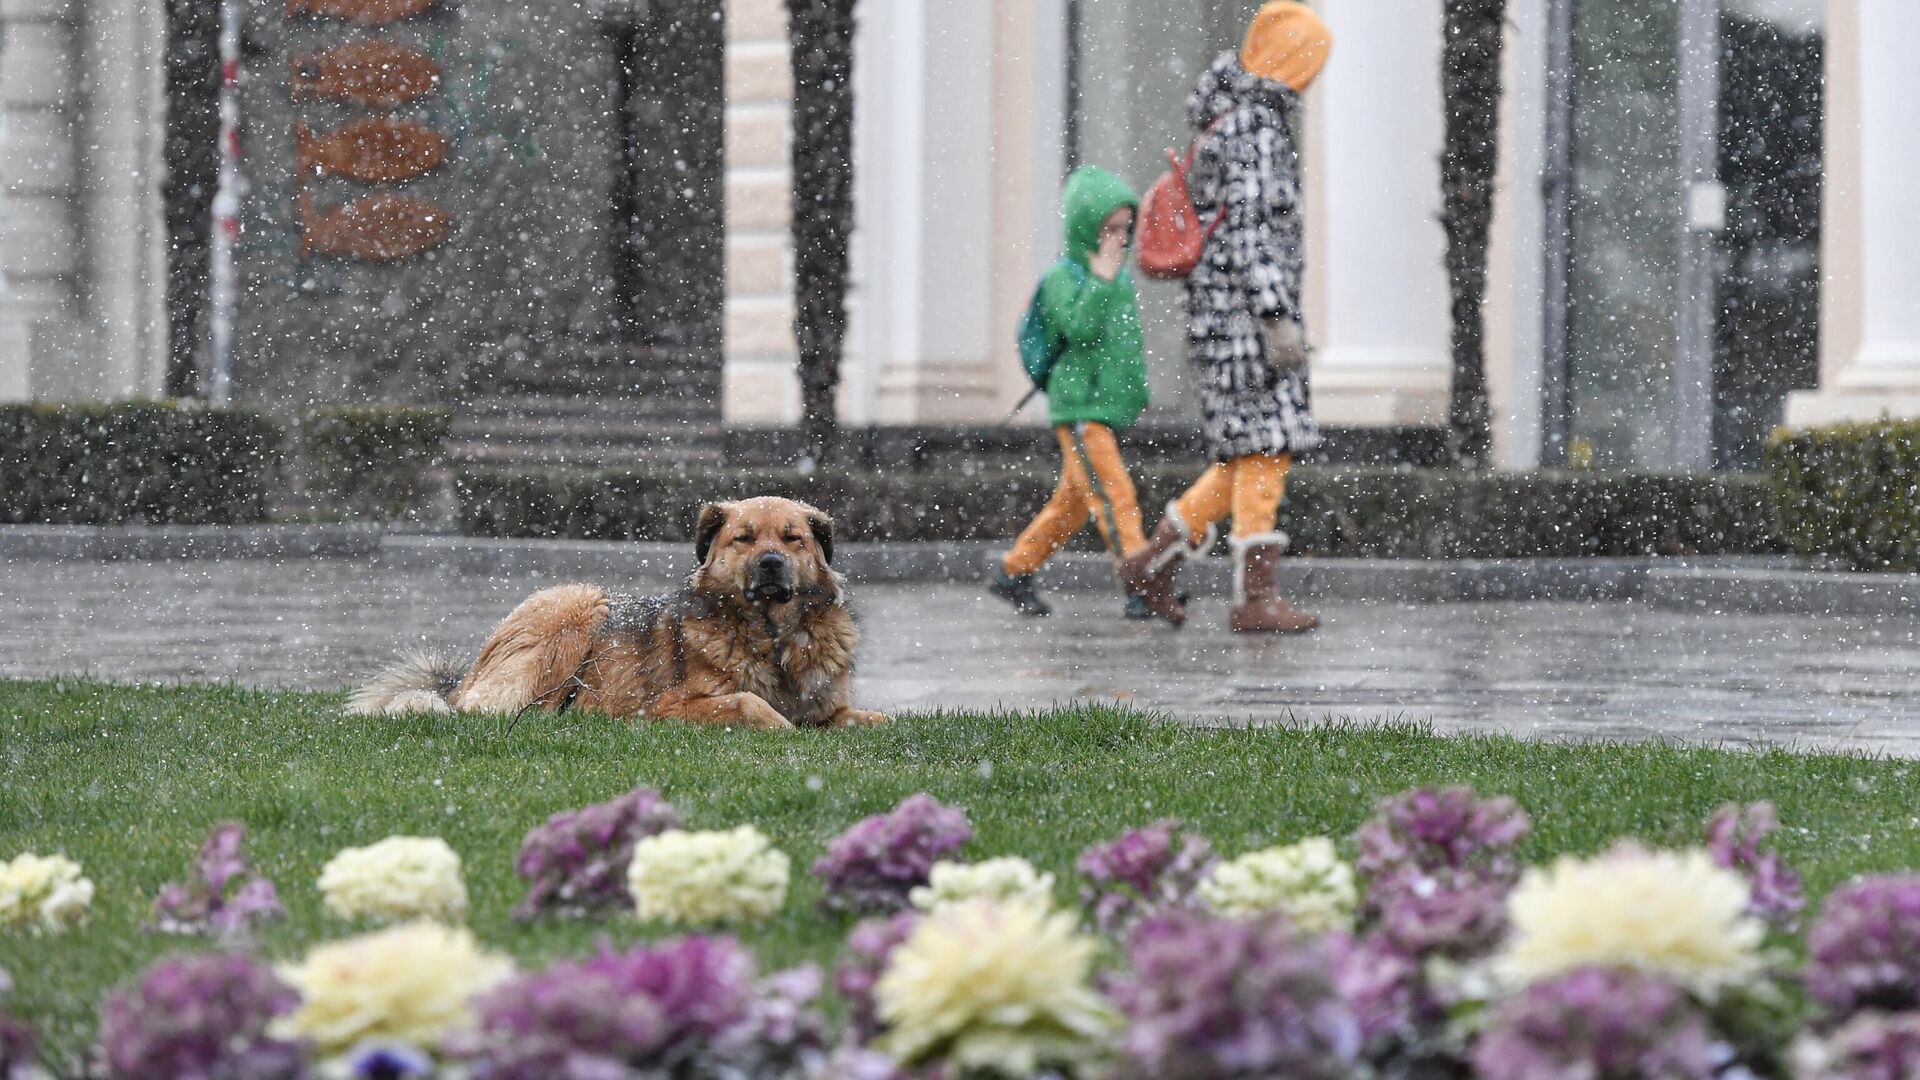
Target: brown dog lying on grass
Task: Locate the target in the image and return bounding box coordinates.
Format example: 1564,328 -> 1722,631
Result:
347,497 -> 890,730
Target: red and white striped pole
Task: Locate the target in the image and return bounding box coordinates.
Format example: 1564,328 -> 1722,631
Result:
208,0 -> 242,403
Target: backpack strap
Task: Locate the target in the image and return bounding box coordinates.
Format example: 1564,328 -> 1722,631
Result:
1180,114 -> 1231,240
1181,114 -> 1230,172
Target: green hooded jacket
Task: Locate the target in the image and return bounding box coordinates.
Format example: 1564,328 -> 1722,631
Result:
1041,165 -> 1150,431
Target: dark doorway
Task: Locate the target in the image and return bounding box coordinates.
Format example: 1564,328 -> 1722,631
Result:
1712,7 -> 1822,471
590,0 -> 725,411
1552,0 -> 1822,471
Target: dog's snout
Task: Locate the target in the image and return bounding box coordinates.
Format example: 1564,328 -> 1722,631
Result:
755,552 -> 790,576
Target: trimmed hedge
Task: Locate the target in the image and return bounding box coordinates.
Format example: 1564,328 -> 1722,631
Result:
0,402 -> 283,525
1767,419 -> 1920,572
301,404 -> 453,519
456,464 -> 1785,558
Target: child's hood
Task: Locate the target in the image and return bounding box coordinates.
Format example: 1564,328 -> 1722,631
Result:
1061,165 -> 1140,260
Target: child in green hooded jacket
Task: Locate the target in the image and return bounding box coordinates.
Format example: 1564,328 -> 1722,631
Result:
989,165 -> 1154,618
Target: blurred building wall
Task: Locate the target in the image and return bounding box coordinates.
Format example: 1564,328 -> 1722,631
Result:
0,0 -> 169,403
5,0 -> 1916,453
1786,0 -> 1920,426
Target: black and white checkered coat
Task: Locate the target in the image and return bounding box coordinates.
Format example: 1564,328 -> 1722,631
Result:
1184,53 -> 1320,462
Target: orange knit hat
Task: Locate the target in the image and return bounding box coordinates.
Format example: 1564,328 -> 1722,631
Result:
1240,1 -> 1333,92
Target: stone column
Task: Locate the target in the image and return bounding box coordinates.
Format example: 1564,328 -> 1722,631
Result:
1785,0 -> 1920,425
1485,0 -> 1550,468
1302,0 -> 1451,428
984,0 -> 1067,420
0,0 -> 84,401
79,0 -> 168,397
721,0 -> 800,423
853,0 -> 1000,424
0,0 -> 166,402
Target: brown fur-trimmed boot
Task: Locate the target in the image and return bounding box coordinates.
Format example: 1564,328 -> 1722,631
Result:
1229,532 -> 1319,634
1120,503 -> 1213,627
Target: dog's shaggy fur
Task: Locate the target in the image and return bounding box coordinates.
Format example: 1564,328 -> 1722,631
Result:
347,497 -> 889,730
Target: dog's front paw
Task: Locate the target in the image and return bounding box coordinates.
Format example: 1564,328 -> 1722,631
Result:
740,698 -> 797,732
831,707 -> 892,728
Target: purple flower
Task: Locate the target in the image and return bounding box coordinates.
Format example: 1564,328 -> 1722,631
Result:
1353,787 -> 1530,958
1706,801 -> 1806,928
1805,876 -> 1920,1018
1371,874 -> 1513,958
1354,787 -> 1530,884
1075,819 -> 1215,935
835,912 -> 921,1043
150,823 -> 284,938
511,785 -> 683,920
457,936 -> 827,1079
96,954 -> 308,1080
812,794 -> 971,915
1471,967 -> 1720,1080
719,963 -> 832,1071
1329,933 -> 1431,1052
0,998 -> 33,1080
1796,1011 -> 1920,1080
1106,910 -> 1362,1079
199,821 -> 249,895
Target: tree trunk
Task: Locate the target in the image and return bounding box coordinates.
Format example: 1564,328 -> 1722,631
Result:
162,0 -> 222,399
1440,0 -> 1506,468
787,0 -> 857,464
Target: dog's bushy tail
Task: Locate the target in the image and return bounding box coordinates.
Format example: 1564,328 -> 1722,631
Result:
345,652 -> 468,717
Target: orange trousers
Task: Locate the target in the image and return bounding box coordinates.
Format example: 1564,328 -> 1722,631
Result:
1171,452 -> 1293,543
1003,422 -> 1147,575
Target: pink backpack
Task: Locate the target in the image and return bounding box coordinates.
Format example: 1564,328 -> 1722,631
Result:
1136,118 -> 1227,280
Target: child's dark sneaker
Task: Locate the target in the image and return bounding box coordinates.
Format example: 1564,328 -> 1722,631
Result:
1124,594 -> 1155,620
990,569 -> 1053,617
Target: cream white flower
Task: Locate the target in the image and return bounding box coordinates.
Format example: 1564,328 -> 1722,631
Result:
1495,844 -> 1764,997
275,921 -> 512,1055
0,852 -> 93,933
626,826 -> 790,924
318,836 -> 468,922
1197,836 -> 1357,932
877,898 -> 1119,1075
908,857 -> 1056,912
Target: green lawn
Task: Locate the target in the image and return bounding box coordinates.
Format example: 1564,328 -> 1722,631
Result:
4,678 -> 1919,1070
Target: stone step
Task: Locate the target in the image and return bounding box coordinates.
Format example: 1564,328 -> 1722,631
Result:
494,370 -> 724,401
448,438 -> 728,469
451,387 -> 726,469
457,395 -> 717,424
488,344 -> 724,401
451,416 -> 722,447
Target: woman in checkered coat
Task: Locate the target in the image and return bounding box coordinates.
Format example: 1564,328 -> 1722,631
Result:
1122,1 -> 1330,634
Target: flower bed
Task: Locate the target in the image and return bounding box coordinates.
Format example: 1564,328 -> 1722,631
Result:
2,775 -> 1914,1079
10,682 -> 1920,1078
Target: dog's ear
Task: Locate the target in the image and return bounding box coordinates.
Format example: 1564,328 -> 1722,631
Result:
806,508 -> 834,565
694,502 -> 731,565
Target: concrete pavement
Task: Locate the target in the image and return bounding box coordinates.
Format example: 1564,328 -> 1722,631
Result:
1,553 -> 1916,754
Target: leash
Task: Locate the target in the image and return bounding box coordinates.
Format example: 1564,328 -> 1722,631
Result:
1002,386 -> 1042,425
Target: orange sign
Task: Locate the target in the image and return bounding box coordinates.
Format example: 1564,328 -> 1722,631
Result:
285,0 -> 438,25
300,191 -> 452,262
291,41 -> 441,108
296,118 -> 449,183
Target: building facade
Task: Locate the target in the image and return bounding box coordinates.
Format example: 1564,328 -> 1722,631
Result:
2,0 -> 1916,470
0,0 -> 169,402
